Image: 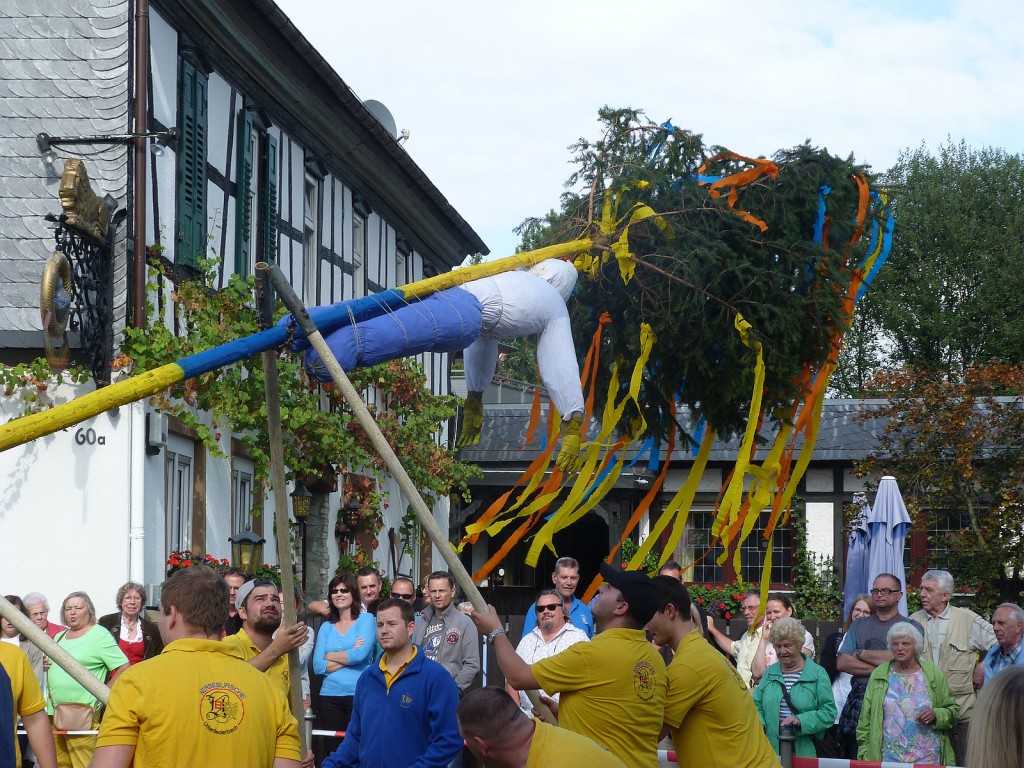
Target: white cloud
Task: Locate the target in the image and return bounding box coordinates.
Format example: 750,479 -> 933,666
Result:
274,0 -> 1024,257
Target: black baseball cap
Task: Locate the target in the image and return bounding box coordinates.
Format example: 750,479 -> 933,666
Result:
598,562 -> 660,626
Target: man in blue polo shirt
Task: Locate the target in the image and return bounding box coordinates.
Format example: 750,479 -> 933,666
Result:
522,557 -> 593,639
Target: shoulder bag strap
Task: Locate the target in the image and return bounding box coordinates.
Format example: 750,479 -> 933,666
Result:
777,675 -> 802,715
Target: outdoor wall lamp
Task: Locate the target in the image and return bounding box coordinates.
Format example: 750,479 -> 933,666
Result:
290,481 -> 312,521
36,128 -> 180,164
229,528 -> 266,574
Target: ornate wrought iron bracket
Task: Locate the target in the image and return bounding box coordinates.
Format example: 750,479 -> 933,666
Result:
45,212 -> 114,385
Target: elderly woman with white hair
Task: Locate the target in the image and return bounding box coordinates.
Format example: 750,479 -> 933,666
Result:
856,620 -> 958,765
752,616 -> 836,758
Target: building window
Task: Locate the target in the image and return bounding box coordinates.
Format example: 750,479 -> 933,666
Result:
165,435 -> 194,554
674,509 -> 725,584
177,59 -> 208,270
303,175 -> 319,303
925,508 -> 971,569
232,456 -> 255,534
738,510 -> 793,585
352,205 -> 367,297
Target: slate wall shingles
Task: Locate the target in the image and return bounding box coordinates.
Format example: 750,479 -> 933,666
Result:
0,0 -> 129,348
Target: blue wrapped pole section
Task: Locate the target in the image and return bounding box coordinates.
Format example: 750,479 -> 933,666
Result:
178,289 -> 409,379
301,289 -> 484,381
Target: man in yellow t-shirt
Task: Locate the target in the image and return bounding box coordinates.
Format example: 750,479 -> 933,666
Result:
0,641 -> 57,768
90,566 -> 302,768
458,686 -> 626,767
221,579 -> 308,700
647,576 -> 778,768
472,563 -> 667,768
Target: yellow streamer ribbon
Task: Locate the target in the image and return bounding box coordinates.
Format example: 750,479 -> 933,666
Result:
625,433 -> 716,572
713,313 -> 765,564
526,323 -> 656,564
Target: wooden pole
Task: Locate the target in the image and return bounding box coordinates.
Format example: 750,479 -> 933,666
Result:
260,263 -> 556,723
0,595 -> 110,704
254,266 -> 309,756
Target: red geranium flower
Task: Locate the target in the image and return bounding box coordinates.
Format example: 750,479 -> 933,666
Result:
725,612 -> 732,619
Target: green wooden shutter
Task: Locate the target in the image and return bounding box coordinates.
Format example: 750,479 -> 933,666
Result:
259,133 -> 279,264
233,110 -> 255,275
177,60 -> 208,269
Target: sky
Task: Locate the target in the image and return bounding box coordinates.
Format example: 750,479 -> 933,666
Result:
274,0 -> 1024,259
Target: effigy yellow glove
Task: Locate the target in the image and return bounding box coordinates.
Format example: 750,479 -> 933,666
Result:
554,413 -> 585,474
456,393 -> 484,448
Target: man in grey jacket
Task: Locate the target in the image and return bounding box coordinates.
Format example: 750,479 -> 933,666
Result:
413,571 -> 480,693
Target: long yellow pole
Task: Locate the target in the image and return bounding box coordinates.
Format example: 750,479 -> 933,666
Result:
0,239 -> 592,453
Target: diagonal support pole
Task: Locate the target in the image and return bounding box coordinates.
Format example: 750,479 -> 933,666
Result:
254,266 -> 309,757
259,263 -> 556,724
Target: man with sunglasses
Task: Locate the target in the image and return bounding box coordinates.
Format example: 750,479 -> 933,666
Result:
522,557 -> 594,639
507,590 -> 589,715
835,573 -> 922,756
389,578 -> 418,613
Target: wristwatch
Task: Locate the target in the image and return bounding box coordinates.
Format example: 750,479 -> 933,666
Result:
487,628 -> 506,642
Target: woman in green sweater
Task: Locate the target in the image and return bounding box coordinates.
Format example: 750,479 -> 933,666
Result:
753,617 -> 836,757
856,621 -> 958,765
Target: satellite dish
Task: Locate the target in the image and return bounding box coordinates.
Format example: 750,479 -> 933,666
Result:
363,99 -> 398,139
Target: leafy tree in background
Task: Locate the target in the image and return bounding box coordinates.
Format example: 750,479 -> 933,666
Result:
517,107 -> 875,442
836,139 -> 1024,394
856,363 -> 1024,608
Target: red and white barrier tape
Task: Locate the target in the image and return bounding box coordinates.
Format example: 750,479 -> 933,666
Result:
20,729 -> 956,768
792,759 -> 956,768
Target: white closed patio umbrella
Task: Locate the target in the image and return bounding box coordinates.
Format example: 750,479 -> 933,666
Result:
865,475 -> 913,615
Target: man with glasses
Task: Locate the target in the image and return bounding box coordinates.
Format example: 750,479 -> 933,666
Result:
522,557 -> 594,639
223,579 -> 310,700
706,591 -> 763,688
836,574 -> 922,755
507,590 -> 589,715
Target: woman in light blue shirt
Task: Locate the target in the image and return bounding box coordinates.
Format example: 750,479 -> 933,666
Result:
313,573 -> 376,733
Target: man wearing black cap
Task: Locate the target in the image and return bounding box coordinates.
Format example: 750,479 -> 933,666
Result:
471,563 -> 667,768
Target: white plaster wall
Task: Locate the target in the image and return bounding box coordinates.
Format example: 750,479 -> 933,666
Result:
1,384 -> 134,619
844,469 -> 875,493
663,466 -> 722,494
805,467 -> 833,493
805,501 -> 834,560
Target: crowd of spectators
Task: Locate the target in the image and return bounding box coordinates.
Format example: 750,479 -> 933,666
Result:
3,561 -> 1023,767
